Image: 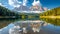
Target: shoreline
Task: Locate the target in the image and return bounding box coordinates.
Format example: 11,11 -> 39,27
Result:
40,16 -> 60,19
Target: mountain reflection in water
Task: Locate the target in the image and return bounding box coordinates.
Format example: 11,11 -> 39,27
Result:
0,20 -> 60,34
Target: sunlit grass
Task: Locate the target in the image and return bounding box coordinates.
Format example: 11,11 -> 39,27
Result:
40,16 -> 60,19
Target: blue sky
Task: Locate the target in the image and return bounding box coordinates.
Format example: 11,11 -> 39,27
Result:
0,0 -> 60,10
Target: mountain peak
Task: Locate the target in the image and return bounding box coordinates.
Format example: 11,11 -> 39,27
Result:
13,5 -> 30,11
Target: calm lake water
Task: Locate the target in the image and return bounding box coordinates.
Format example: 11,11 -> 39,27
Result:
0,19 -> 60,34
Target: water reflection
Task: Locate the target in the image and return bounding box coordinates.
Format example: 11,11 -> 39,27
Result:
9,20 -> 48,34
0,20 -> 60,34
40,18 -> 60,26
9,25 -> 22,34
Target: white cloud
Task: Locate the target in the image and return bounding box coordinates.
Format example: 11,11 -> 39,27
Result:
8,0 -> 28,7
8,0 -> 22,8
0,3 -> 3,6
0,3 -> 7,7
23,0 -> 27,6
16,0 -> 22,3
32,0 -> 41,6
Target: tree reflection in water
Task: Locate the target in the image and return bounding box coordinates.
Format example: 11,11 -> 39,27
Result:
40,18 -> 60,26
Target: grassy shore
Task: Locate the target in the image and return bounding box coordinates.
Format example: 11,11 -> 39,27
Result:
40,16 -> 60,19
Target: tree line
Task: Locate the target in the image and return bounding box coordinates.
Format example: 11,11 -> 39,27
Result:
40,7 -> 60,16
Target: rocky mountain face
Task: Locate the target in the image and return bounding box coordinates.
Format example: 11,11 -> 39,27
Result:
13,5 -> 30,11
13,5 -> 47,12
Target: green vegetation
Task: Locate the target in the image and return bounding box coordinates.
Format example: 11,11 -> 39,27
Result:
0,6 -> 19,16
0,6 -> 39,20
40,7 -> 60,26
0,6 -> 20,28
40,7 -> 60,16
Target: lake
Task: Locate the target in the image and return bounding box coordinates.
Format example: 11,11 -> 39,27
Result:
0,19 -> 60,34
